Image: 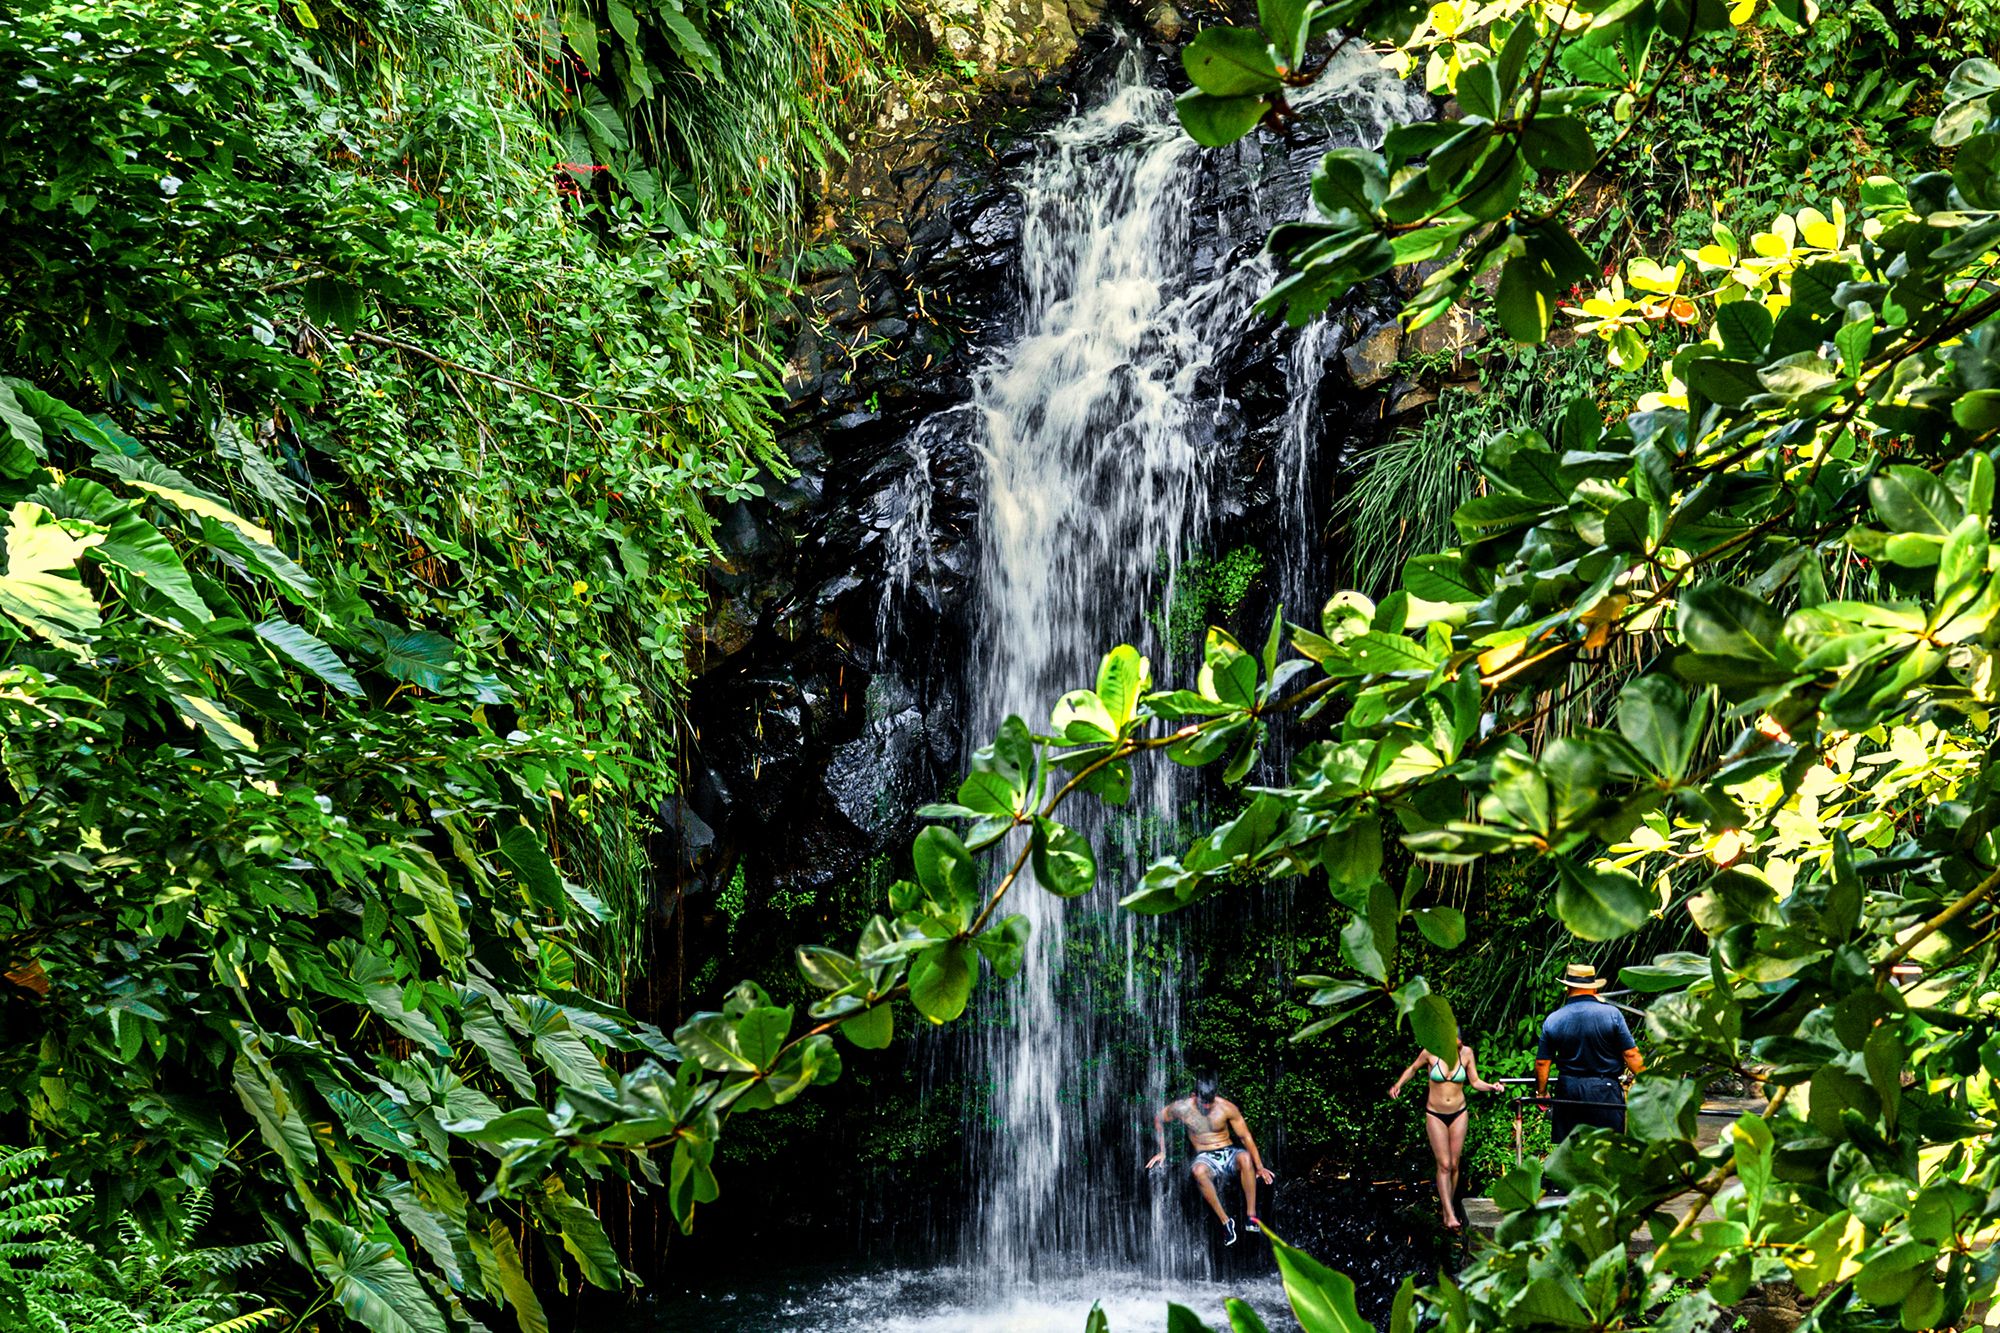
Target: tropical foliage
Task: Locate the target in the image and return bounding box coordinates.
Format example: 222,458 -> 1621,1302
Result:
0,0 -> 866,1324
11,0 -> 2000,1326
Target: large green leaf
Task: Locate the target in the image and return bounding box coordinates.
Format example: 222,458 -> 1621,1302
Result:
398,850 -> 467,971
1491,252 -> 1554,347
356,620 -> 458,693
1510,1277 -> 1593,1327
99,455 -> 320,601
255,618 -> 362,695
1177,90 -> 1269,147
1676,583 -> 1790,668
1266,1225 -> 1371,1333
1519,114 -> 1596,171
496,822 -> 566,912
460,999 -> 539,1099
1311,148 -> 1387,219
650,0 -> 717,70
0,501 -> 102,645
1403,553 -> 1485,603
1870,465 -> 1962,536
1030,816 -> 1097,898
910,940 -> 975,1023
1052,688 -> 1118,742
1616,676 -> 1694,780
539,1177 -> 622,1289
307,1221 -> 447,1333
197,513 -> 323,603
840,1003 -> 894,1050
168,687 -> 259,753
1226,1299 -> 1273,1333
561,0 -> 600,74
974,914 -> 1030,981
232,1048 -> 315,1175
33,477 -> 211,624
1096,644 -> 1150,727
1411,906 -> 1465,949
0,381 -> 46,466
1410,994 -> 1459,1064
381,1183 -> 463,1292
1181,26 -> 1283,96
1554,859 -> 1650,940
1199,627 -> 1259,706
520,997 -> 616,1091
914,825 -> 981,919
484,1217 -> 550,1333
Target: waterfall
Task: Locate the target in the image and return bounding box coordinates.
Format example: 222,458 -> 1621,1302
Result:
875,421 -> 942,653
658,28 -> 1437,1333
961,48 -> 1242,1283
1274,315 -> 1333,613
954,38 -> 1424,1290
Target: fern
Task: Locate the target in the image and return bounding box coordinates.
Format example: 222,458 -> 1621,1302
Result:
198,1307 -> 288,1333
0,1155 -> 284,1333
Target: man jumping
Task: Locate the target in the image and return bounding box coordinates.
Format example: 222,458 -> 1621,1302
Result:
1145,1077 -> 1274,1245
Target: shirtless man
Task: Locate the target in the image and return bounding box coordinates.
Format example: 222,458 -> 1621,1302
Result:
1144,1076 -> 1274,1245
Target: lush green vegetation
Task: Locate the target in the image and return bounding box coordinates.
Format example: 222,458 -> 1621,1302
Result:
1153,545 -> 1269,658
11,0 -> 2000,1325
0,0 -> 922,1324
0,1146 -> 285,1333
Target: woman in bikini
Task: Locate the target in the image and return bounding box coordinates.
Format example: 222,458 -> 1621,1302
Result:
1387,1036 -> 1500,1230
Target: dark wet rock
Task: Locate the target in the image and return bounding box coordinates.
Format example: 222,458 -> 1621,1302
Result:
1389,383 -> 1437,415
1343,320 -> 1402,386
1405,304 -> 1487,359
656,796 -> 714,871
1725,1282 -> 1813,1333
804,273 -> 865,326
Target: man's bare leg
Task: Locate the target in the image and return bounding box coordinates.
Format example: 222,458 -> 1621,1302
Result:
1236,1150 -> 1259,1219
1190,1162 -> 1228,1223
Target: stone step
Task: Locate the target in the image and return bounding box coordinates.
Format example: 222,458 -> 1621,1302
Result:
1460,1195 -> 1717,1253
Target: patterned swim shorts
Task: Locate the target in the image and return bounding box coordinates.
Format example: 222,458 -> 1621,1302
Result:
1194,1146 -> 1243,1179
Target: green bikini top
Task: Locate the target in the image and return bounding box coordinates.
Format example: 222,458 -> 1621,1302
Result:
1429,1060 -> 1468,1084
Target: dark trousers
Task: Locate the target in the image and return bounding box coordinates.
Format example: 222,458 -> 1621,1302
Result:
1552,1076 -> 1625,1143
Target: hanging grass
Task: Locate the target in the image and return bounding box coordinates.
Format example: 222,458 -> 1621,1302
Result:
1337,403 -> 1482,599
574,0 -> 918,242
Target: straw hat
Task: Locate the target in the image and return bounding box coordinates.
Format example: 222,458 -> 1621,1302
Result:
1560,963 -> 1609,991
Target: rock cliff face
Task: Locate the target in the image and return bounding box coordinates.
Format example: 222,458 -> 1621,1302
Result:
668,11 -> 1443,985
671,67 -> 1087,918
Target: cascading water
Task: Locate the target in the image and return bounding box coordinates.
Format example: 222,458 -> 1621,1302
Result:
954,31 -> 1426,1298
660,30 -> 1429,1333
962,48 -> 1257,1286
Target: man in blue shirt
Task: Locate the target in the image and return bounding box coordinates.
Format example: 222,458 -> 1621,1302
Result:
1535,963 -> 1645,1143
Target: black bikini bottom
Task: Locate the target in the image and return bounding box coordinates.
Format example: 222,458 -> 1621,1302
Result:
1427,1105 -> 1468,1127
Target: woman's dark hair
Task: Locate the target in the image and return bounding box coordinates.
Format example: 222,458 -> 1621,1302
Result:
1195,1075 -> 1218,1106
